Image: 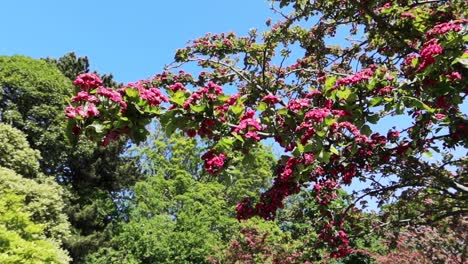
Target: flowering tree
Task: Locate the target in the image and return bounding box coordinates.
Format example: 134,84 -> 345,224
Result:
65,0 -> 467,258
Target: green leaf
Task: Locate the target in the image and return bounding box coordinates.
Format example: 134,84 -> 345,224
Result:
88,123 -> 105,134
367,114 -> 379,124
257,102 -> 268,111
318,149 -> 330,162
453,58 -> 468,68
316,130 -> 326,137
215,137 -> 235,152
452,52 -> 468,68
403,96 -> 434,113
337,88 -> 351,100
360,125 -> 372,136
369,97 -> 382,107
422,151 -> 433,159
232,133 -> 245,143
125,88 -> 139,98
296,141 -> 305,153
164,120 -> 178,137
231,105 -> 244,115
324,117 -> 336,126
190,104 -> 206,113
325,76 -> 338,92
330,145 -> 339,155
170,91 -> 187,106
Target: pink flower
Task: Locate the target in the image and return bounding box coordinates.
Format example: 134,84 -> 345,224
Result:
378,86 -> 394,95
225,93 -> 239,105
426,21 -> 464,38
447,71 -> 462,81
201,150 -> 227,175
73,73 -> 103,91
287,98 -> 310,113
336,68 -> 374,87
418,38 -> 443,71
261,94 -> 281,104
65,106 -> 77,119
401,11 -> 415,19
86,103 -> 99,117
97,87 -> 127,111
75,106 -> 87,118
305,108 -> 331,123
102,130 -> 121,147
387,130 -> 400,140
233,110 -> 263,136
140,88 -> 168,106
303,153 -> 314,164
244,131 -> 261,140
169,82 -> 187,92
434,113 -> 446,120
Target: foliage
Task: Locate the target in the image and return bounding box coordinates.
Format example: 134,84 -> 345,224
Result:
0,123 -> 41,177
371,220 -> 467,263
0,55 -> 72,174
0,123 -> 71,244
0,54 -> 142,263
66,0 -> 467,260
85,129 -> 276,263
209,217 -> 303,264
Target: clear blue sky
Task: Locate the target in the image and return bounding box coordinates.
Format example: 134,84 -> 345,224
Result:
0,0 -> 273,83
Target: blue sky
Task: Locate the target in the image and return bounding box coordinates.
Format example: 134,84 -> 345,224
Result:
1,0 -> 274,83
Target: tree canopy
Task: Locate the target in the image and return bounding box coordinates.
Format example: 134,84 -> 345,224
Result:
0,124 -> 71,263
66,0 -> 467,260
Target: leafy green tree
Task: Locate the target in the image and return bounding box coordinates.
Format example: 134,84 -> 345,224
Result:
209,217 -> 303,264
0,168 -> 71,264
0,123 -> 71,263
86,129 -> 276,263
44,52 -> 120,88
0,123 -> 41,177
0,55 -> 142,263
0,55 -> 72,174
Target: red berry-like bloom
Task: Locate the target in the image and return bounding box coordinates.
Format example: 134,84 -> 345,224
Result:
73,73 -> 103,91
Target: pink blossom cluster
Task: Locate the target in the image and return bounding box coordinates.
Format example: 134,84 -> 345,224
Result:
417,38 -> 443,71
71,91 -> 99,103
126,81 -> 168,107
102,130 -> 123,147
254,159 -> 301,220
73,73 -> 103,90
330,121 -> 371,144
386,130 -> 400,141
374,2 -> 391,14
97,87 -> 128,111
233,110 -> 263,141
140,88 -> 168,106
318,223 -> 351,259
169,82 -> 187,92
261,94 -> 281,104
296,121 -> 316,145
305,108 -> 331,123
66,73 -> 105,119
335,68 -> 374,87
235,197 -> 255,221
183,81 -> 224,110
426,20 -> 465,38
287,98 -> 310,113
201,150 -> 227,175
377,85 -> 394,95
65,104 -> 99,119
313,179 -> 339,206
